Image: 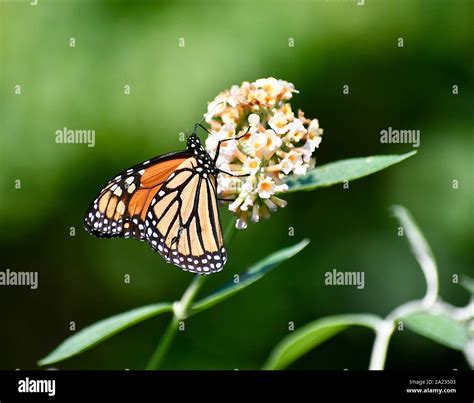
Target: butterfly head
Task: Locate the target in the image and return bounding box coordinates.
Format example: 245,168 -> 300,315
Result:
186,132 -> 202,150
186,130 -> 217,175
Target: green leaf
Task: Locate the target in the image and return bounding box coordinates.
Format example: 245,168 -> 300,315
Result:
263,314 -> 382,370
461,275 -> 474,295
188,239 -> 310,317
284,151 -> 416,193
403,312 -> 469,351
38,303 -> 173,366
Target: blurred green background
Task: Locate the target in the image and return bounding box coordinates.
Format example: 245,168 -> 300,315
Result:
1,0 -> 473,370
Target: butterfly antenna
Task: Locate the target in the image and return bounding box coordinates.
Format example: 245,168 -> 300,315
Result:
193,101 -> 226,134
201,101 -> 226,125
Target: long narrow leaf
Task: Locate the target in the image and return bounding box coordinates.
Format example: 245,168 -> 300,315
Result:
38,302 -> 173,366
188,239 -> 310,317
263,314 -> 383,370
284,151 -> 416,193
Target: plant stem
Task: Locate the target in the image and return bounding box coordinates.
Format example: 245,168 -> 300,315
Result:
369,322 -> 394,370
368,299 -> 441,370
145,315 -> 180,370
368,206 -> 441,370
145,217 -> 237,370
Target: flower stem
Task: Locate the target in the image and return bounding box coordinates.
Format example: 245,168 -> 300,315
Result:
368,206 -> 440,370
145,315 -> 180,370
145,275 -> 204,370
145,217 -> 237,370
369,321 -> 395,370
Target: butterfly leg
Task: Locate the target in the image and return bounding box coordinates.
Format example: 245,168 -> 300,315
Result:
194,122 -> 251,177
216,169 -> 250,178
194,122 -> 250,163
213,126 -> 251,164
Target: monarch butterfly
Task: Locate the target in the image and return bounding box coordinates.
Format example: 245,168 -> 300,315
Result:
84,124 -> 247,274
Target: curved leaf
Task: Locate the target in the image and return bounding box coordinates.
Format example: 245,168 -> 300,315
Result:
403,312 -> 469,351
284,151 -> 416,193
38,302 -> 173,366
263,314 -> 383,370
188,239 -> 310,317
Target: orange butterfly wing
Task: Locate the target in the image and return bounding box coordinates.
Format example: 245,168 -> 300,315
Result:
84,152 -> 190,240
85,134 -> 227,274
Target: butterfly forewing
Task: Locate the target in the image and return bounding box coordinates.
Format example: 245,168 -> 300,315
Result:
84,152 -> 190,240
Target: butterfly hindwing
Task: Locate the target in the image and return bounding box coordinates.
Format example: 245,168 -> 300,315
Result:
144,158 -> 227,274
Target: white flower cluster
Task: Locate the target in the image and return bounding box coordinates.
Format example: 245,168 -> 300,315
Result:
205,77 -> 323,229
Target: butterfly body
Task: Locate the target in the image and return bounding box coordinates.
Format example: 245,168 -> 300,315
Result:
185,133 -> 219,177
84,132 -> 228,274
